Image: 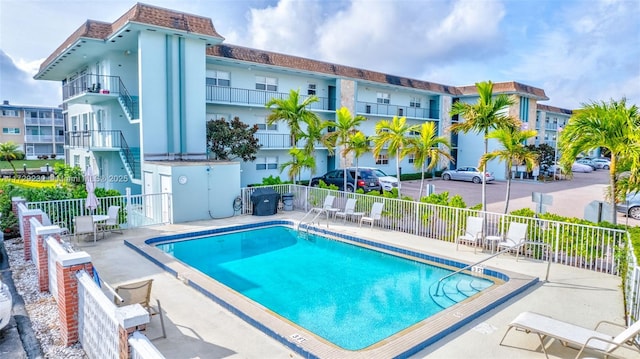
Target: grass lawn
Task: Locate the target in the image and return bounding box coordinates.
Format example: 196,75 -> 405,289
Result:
0,159 -> 64,170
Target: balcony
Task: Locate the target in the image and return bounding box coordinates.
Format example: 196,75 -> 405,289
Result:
66,130 -> 126,149
63,74 -> 138,119
206,85 -> 335,111
24,118 -> 64,127
255,133 -> 327,150
24,135 -> 65,143
355,101 -> 439,120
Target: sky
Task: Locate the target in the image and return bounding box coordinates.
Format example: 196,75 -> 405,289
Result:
0,0 -> 639,110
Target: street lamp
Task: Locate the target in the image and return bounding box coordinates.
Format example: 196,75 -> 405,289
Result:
23,163 -> 26,174
46,163 -> 50,173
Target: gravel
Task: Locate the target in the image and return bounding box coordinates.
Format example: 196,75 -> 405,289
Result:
6,237 -> 87,358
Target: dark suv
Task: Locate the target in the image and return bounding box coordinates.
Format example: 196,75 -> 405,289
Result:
310,169 -> 381,192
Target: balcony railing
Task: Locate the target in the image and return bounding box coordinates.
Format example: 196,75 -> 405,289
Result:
66,130 -> 125,149
255,133 -> 328,149
355,101 -> 439,119
24,118 -> 64,126
24,135 -> 65,143
206,85 -> 334,111
63,74 -> 138,119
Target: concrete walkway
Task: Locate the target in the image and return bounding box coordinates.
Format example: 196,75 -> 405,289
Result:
78,212 -> 635,359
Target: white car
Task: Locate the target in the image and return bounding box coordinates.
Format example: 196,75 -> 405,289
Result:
572,162 -> 593,173
592,158 -> 611,169
0,279 -> 12,330
348,167 -> 398,192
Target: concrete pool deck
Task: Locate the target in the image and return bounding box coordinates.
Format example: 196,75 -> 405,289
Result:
77,211 -> 635,359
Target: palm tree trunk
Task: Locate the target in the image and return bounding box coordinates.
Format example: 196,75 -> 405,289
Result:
504,163 -> 512,214
419,163 -> 425,199
610,155 -> 617,224
396,149 -> 402,198
482,135 -> 488,212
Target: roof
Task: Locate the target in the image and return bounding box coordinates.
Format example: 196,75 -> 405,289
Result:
457,81 -> 549,101
537,103 -> 574,114
37,2 -> 224,76
207,44 -> 460,96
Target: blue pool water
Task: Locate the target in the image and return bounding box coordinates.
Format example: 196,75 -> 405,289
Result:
156,226 -> 494,350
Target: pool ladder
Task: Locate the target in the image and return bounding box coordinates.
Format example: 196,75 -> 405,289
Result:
297,208 -> 331,232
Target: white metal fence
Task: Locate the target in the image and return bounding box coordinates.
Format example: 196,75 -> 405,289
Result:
242,184 -> 640,324
27,191 -> 173,233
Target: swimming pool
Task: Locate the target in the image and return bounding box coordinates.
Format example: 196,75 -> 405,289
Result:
131,220 -> 538,358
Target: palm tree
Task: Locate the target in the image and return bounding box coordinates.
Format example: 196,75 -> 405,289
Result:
298,115 -> 331,186
449,81 -> 519,212
373,116 -> 412,198
345,131 -> 370,190
266,89 -> 320,180
480,126 -> 538,213
559,98 -> 640,223
403,122 -> 453,199
280,148 -> 315,185
323,107 -> 366,191
0,142 -> 22,176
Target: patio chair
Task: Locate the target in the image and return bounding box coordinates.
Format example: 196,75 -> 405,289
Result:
74,215 -> 96,243
500,311 -> 640,359
360,202 -> 384,228
456,216 -> 484,253
106,278 -> 166,340
497,222 -> 528,260
41,212 -> 70,236
313,195 -> 340,219
335,198 -> 357,223
96,205 -> 121,238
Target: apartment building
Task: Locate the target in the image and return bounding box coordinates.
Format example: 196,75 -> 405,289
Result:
33,3 -> 571,199
0,100 -> 65,159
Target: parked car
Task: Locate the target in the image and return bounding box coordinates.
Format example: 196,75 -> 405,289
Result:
571,162 -> 594,173
348,167 -> 398,192
441,166 -> 495,183
0,279 -> 12,331
310,168 -> 382,192
576,158 -> 598,170
617,192 -> 640,220
592,158 -> 611,169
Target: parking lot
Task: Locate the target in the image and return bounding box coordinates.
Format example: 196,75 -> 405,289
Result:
400,169 -> 640,227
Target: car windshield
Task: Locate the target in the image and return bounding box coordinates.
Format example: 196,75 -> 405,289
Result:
356,170 -> 376,179
373,169 -> 389,177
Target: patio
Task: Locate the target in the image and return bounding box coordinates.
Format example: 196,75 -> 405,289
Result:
77,211 -> 630,359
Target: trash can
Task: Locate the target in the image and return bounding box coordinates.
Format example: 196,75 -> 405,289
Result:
282,193 -> 294,211
250,188 -> 281,216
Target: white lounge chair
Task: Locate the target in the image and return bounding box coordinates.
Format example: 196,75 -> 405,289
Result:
360,202 -> 384,227
335,198 -> 357,223
456,216 -> 484,253
497,222 -> 528,260
500,311 -> 640,359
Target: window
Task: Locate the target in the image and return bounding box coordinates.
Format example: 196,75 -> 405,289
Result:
410,97 -> 421,108
408,154 -> 415,164
307,83 -> 316,95
256,117 -> 277,131
255,76 -> 278,91
375,154 -> 389,165
1,110 -> 18,117
2,128 -> 20,134
256,156 -> 278,170
85,157 -> 91,169
206,71 -> 230,86
73,155 -> 80,167
377,92 -> 390,104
